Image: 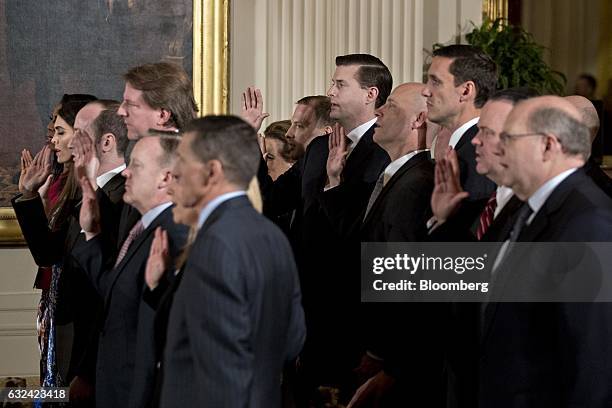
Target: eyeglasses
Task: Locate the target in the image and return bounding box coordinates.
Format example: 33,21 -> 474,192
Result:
499,131 -> 546,144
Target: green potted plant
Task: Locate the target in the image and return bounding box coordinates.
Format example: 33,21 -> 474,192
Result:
435,18 -> 566,95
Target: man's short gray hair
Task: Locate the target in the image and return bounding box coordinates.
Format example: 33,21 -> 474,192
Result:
528,107 -> 591,161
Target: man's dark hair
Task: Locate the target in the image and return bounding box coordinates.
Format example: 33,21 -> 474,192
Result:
296,95 -> 333,127
578,73 -> 597,92
91,104 -> 129,156
123,62 -> 198,130
489,87 -> 540,105
158,135 -> 181,167
432,44 -> 498,108
183,116 -> 260,188
335,54 -> 392,108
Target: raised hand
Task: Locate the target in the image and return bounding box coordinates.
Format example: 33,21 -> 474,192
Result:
79,176 -> 101,240
72,129 -> 99,190
240,86 -> 269,132
326,123 -> 348,188
431,147 -> 469,223
18,149 -> 34,193
20,145 -> 53,197
145,227 -> 169,290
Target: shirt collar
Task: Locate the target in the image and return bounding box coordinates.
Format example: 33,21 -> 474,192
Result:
197,191 -> 247,230
494,185 -> 515,219
382,149 -> 429,186
96,163 -> 126,189
346,118 -> 377,148
141,201 -> 173,229
449,117 -> 479,149
526,168 -> 578,225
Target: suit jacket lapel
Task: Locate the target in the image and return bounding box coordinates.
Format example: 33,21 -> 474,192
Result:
104,206 -> 172,307
481,170 -> 586,343
362,151 -> 429,227
342,124 -> 376,179
518,170 -> 585,242
454,124 -> 478,151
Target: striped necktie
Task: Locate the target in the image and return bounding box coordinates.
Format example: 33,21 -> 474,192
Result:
114,220 -> 144,268
476,192 -> 497,240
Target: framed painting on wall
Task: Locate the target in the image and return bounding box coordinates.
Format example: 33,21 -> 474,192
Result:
0,0 -> 229,245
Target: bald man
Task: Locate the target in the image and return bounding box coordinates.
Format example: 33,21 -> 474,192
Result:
480,96 -> 612,407
565,95 -> 612,198
323,83 -> 447,407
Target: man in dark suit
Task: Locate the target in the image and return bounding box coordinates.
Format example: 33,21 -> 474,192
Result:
427,88 -> 537,408
480,96 -> 612,407
430,87 -> 539,242
160,116 -> 305,407
423,45 -> 497,203
73,135 -> 188,408
326,82 -> 447,407
67,100 -> 130,404
255,55 -> 392,403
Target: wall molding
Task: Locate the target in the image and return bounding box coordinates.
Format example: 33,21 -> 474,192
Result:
0,291 -> 39,312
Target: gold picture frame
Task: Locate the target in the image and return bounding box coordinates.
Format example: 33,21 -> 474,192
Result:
0,0 -> 230,246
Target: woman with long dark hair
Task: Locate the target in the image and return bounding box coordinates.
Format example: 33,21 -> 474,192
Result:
13,94 -> 96,392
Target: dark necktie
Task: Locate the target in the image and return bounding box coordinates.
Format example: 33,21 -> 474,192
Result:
363,172 -> 385,222
508,203 -> 534,242
114,220 -> 144,267
476,192 -> 497,240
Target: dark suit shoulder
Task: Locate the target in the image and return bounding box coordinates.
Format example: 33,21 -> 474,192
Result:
524,170 -> 612,242
583,159 -> 612,199
101,172 -> 126,204
454,124 -> 496,202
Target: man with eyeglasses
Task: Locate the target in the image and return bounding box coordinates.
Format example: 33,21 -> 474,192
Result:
429,88 -> 537,408
430,87 -> 538,242
479,95 -> 612,407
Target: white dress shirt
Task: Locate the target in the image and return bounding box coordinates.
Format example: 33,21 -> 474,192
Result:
448,117 -> 480,149
96,164 -> 126,189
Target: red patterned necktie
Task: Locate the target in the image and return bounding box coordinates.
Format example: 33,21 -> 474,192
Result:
476,193 -> 497,240
114,220 -> 144,268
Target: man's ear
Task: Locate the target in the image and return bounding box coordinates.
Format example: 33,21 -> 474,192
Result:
101,133 -> 115,153
412,111 -> 427,130
458,81 -> 476,103
317,125 -> 333,136
158,108 -> 173,127
542,133 -> 562,161
206,160 -> 224,185
159,169 -> 173,188
366,87 -> 380,106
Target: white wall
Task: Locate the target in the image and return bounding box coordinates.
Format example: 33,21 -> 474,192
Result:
0,248 -> 39,377
230,0 -> 482,123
